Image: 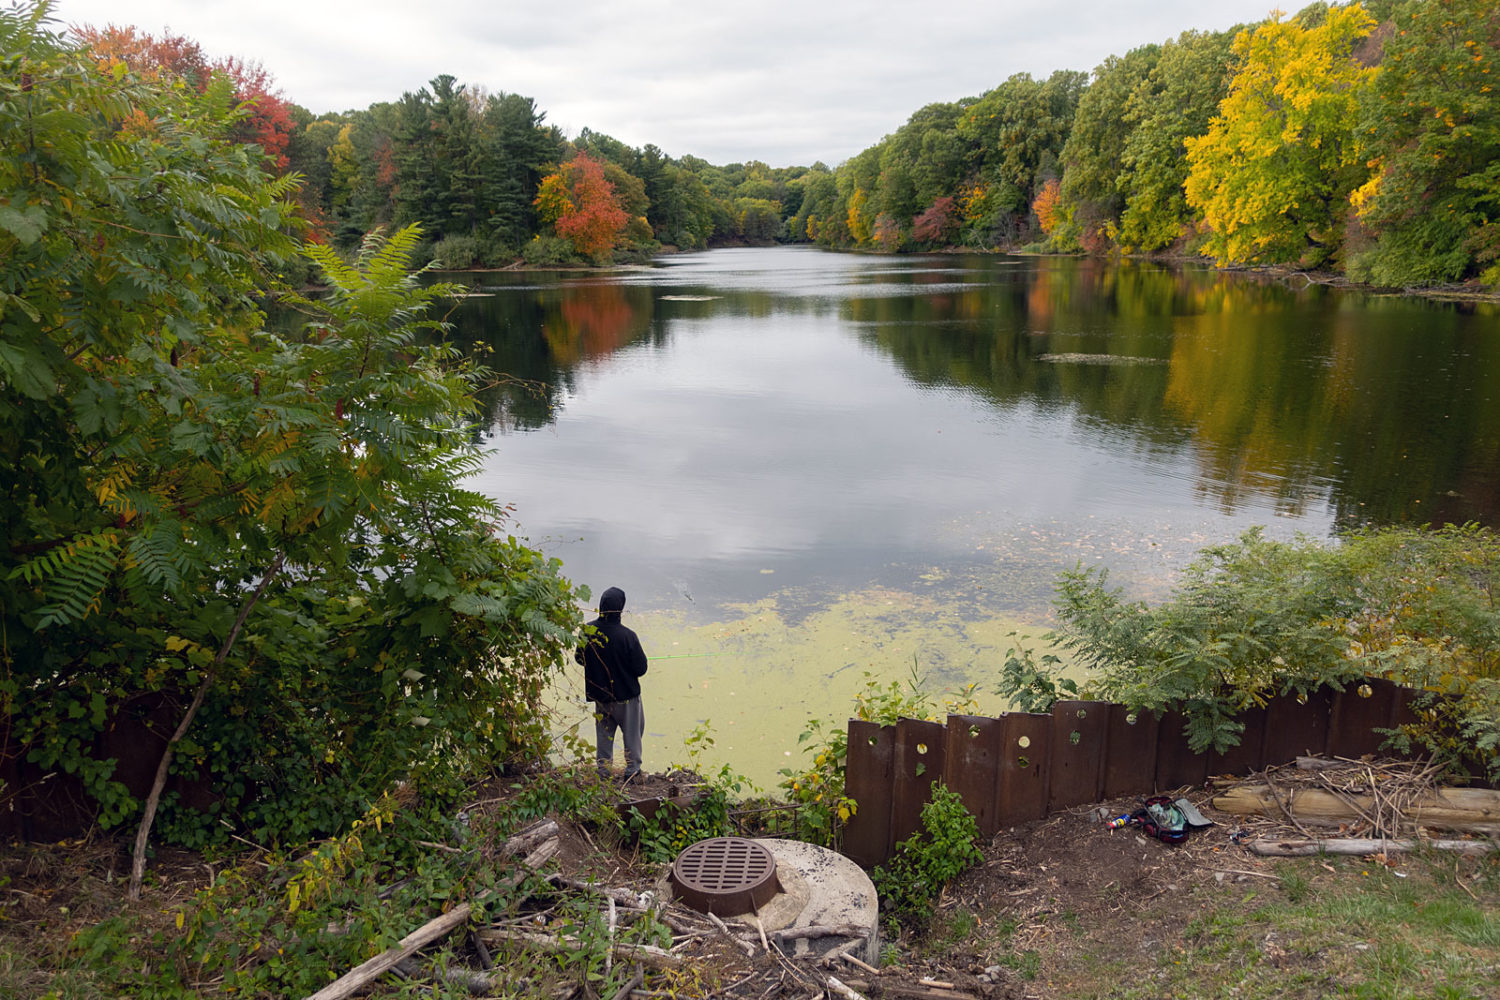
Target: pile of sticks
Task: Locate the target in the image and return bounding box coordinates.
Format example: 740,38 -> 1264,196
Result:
1212,756 -> 1499,858
300,816 -> 894,1000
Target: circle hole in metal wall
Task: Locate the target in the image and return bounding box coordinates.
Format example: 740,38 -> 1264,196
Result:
670,837 -> 781,916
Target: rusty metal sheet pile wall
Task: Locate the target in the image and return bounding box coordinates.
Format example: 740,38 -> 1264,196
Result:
842,681 -> 1428,867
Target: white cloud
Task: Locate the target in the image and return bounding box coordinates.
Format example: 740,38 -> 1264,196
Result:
53,0 -> 1278,165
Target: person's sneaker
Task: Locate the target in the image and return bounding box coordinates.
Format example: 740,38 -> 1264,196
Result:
620,771 -> 640,785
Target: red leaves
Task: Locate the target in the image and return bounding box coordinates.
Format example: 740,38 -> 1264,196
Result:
537,152 -> 628,260
913,196 -> 959,244
75,25 -> 294,172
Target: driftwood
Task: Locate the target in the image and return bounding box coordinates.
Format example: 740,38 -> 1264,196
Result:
1213,784 -> 1500,833
304,903 -> 473,1000
477,927 -> 684,970
1246,837 -> 1496,857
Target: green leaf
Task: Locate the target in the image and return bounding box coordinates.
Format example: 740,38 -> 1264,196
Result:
0,204 -> 47,245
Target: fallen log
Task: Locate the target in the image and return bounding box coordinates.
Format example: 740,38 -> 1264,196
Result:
477,927 -> 684,970
1213,784 -> 1500,833
1246,837 -> 1495,857
303,830 -> 560,1000
504,819 -> 561,856
303,903 -> 473,1000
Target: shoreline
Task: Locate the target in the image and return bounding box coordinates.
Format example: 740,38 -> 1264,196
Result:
431,244 -> 1500,305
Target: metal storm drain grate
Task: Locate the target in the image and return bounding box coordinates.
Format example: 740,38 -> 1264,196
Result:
670,837 -> 782,915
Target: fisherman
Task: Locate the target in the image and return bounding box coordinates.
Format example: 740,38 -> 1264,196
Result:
574,586 -> 649,783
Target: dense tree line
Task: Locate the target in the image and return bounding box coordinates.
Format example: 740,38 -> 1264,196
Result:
82,0 -> 1498,285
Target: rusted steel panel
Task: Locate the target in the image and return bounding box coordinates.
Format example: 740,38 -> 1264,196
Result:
1326,679 -> 1401,759
1262,689 -> 1333,765
996,713 -> 1051,826
1103,704 -> 1158,798
1154,710 -> 1209,791
891,718 -> 949,848
1210,705 -> 1268,778
1047,701 -> 1110,812
0,753 -> 93,842
842,720 -> 895,868
1389,685 -> 1422,747
944,715 -> 1006,836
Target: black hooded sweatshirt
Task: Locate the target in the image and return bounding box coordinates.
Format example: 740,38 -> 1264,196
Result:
574,586 -> 649,703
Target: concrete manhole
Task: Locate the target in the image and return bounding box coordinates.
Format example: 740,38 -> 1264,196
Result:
669,837 -> 782,915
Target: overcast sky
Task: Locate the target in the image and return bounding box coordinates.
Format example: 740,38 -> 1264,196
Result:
52,0 -> 1278,167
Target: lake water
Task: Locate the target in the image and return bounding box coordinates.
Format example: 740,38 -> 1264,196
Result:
451,247 -> 1500,786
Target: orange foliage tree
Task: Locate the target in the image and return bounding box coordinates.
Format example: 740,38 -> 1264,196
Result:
75,25 -> 294,172
1032,178 -> 1064,235
535,152 -> 628,261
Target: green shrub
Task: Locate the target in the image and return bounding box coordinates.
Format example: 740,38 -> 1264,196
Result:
1041,523 -> 1500,781
432,233 -> 485,269
872,783 -> 981,930
522,235 -> 577,267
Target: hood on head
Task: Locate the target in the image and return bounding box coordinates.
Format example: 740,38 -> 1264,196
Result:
599,586 -> 626,617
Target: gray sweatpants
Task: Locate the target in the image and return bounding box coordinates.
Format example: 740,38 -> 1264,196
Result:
594,697 -> 644,778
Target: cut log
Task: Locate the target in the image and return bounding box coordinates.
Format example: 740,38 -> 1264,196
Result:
1212,784 -> 1500,833
504,819 -> 561,856
1246,837 -> 1495,857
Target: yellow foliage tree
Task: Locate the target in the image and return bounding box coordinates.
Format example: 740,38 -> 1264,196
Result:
1184,5 -> 1378,268
846,188 -> 873,244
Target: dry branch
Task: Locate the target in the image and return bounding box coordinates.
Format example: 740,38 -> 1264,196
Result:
707,911 -> 757,956
827,976 -> 870,1000
884,988 -> 979,1000
770,924 -> 871,945
1245,837 -> 1496,857
610,963 -> 643,1000
477,927 -> 684,970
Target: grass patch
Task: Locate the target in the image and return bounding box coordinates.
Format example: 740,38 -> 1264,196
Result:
1034,849 -> 1500,1000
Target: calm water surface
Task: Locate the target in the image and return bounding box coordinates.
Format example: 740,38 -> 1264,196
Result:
450,248 -> 1500,782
